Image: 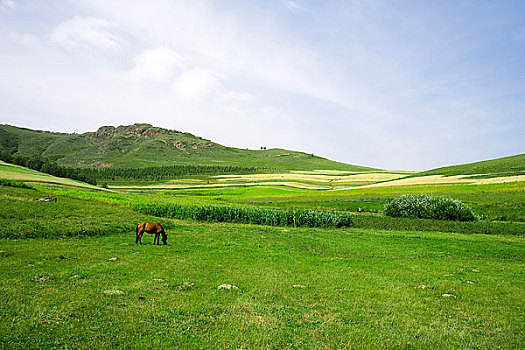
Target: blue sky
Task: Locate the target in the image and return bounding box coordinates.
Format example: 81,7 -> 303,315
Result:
0,0 -> 523,170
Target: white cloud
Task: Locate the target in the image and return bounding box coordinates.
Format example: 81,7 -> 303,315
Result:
126,47 -> 187,83
51,17 -> 121,51
217,91 -> 255,116
1,0 -> 16,11
73,1 -> 356,109
172,67 -> 222,98
6,32 -> 41,47
220,91 -> 254,103
283,0 -> 311,13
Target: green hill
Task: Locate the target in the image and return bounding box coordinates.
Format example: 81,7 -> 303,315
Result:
0,124 -> 376,171
416,153 -> 525,178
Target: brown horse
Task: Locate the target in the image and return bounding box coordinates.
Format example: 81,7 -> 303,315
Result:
136,222 -> 167,245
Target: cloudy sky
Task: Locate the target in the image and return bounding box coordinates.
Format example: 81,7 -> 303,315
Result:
1,0 -> 524,170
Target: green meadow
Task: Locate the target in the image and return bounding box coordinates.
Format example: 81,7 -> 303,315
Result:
0,157 -> 524,348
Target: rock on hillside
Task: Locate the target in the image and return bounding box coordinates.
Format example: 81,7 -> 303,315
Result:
88,124 -> 168,141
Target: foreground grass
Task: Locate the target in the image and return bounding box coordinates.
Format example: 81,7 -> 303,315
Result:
1,223 -> 523,349
0,184 -> 524,348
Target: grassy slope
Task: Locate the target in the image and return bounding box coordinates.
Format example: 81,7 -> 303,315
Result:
0,161 -> 105,190
416,153 -> 525,177
0,185 -> 524,349
0,124 -> 375,171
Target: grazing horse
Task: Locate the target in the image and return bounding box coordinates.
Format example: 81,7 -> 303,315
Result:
136,222 -> 167,245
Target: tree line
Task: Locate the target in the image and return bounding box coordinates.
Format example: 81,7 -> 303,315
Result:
0,151 -> 98,185
84,164 -> 261,182
0,150 -> 261,185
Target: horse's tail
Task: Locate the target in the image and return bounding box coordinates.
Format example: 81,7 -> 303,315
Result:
135,223 -> 140,244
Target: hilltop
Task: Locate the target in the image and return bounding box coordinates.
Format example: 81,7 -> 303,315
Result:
416,153 -> 525,178
0,124 -> 376,171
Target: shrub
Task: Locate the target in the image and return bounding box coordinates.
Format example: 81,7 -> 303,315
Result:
0,178 -> 33,189
384,194 -> 478,221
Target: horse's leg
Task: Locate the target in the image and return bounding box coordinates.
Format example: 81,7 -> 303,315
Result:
155,232 -> 160,245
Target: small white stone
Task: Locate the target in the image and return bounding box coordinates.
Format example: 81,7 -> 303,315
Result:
218,284 -> 238,290
103,290 -> 123,295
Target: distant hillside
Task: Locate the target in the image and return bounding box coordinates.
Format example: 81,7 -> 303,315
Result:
0,124 -> 376,172
416,154 -> 525,178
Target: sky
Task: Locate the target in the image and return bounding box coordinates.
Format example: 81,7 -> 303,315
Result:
0,0 -> 524,170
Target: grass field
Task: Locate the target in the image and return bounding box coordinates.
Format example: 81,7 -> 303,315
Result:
1,185 -> 524,349
1,161 -> 524,348
417,153 -> 525,178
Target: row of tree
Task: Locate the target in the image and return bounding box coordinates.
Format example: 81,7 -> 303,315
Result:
0,151 -> 97,185
83,164 -> 261,181
0,150 -> 261,185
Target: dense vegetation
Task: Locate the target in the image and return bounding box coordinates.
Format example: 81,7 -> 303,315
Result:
134,203 -> 353,228
82,164 -> 261,182
384,194 -> 478,221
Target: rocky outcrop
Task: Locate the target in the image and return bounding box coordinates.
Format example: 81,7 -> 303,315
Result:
88,123 -> 166,141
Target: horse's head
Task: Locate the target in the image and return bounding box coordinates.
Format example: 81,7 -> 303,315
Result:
162,233 -> 168,245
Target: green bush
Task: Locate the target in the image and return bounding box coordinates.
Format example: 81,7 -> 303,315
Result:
134,203 -> 353,228
384,194 -> 478,221
0,178 -> 33,189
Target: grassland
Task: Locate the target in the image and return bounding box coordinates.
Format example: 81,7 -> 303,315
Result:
1,156 -> 524,348
1,185 -> 524,349
417,153 -> 525,178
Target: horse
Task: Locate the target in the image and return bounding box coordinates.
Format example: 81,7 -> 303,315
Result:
136,222 -> 167,245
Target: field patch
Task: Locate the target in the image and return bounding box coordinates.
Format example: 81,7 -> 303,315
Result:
359,174 -> 525,188
107,169 -> 524,192
111,171 -> 409,190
